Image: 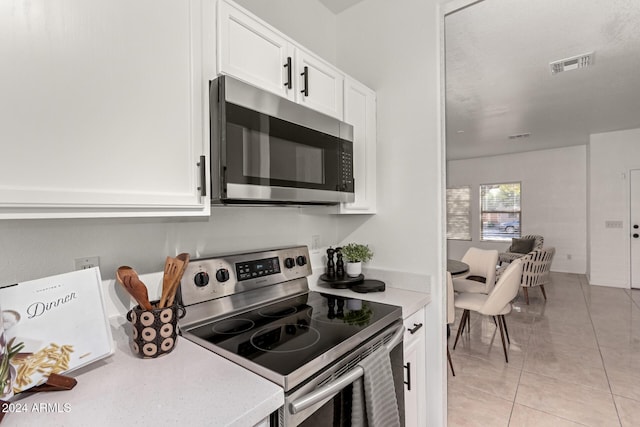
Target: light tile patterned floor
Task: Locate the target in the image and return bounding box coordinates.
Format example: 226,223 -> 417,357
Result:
447,272 -> 640,427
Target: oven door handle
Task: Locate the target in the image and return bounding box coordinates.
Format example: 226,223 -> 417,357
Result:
289,323 -> 405,415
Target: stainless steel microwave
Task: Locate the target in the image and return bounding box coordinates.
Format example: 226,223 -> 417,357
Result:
209,75 -> 355,205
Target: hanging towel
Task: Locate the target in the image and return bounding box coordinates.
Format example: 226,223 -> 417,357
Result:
351,376 -> 367,427
351,347 -> 401,427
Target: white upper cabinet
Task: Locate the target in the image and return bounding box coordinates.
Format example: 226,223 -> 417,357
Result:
218,0 -> 295,101
0,0 -> 212,218
296,50 -> 344,119
340,78 -> 377,214
217,0 -> 344,120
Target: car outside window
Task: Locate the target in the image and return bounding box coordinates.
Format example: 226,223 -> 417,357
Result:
480,183 -> 521,241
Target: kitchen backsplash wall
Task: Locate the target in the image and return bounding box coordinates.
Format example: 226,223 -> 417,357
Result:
0,206 -> 339,286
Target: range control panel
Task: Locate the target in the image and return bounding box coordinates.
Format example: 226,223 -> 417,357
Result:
180,246 -> 312,306
236,256 -> 281,281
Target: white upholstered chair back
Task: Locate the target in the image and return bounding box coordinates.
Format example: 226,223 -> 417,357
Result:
459,247 -> 499,294
479,258 -> 523,316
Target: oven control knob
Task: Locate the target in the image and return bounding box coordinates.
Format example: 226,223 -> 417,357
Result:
194,271 -> 209,287
215,268 -> 230,282
284,257 -> 296,269
296,255 -> 307,266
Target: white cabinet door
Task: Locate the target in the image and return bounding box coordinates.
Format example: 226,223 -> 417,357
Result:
404,337 -> 420,427
403,308 -> 426,427
340,78 -> 377,214
0,0 -> 211,218
218,0 -> 295,101
296,50 -> 344,119
217,0 -> 345,120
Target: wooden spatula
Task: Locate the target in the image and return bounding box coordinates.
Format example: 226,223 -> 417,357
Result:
167,252 -> 190,307
158,256 -> 185,308
116,266 -> 153,311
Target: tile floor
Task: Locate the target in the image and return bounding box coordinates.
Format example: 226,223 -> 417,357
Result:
447,272 -> 640,426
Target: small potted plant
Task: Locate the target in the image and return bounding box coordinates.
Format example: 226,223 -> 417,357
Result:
340,243 -> 374,277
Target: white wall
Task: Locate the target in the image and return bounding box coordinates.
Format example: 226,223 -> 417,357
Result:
335,0 -> 442,282
0,207 -> 339,285
589,128 -> 640,288
447,145 -> 587,274
336,1 -> 445,425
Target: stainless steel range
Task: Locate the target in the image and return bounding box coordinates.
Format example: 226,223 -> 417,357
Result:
178,246 -> 405,426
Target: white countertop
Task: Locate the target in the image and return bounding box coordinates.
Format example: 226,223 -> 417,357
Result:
309,268 -> 431,318
5,317 -> 283,427
4,268 -> 429,426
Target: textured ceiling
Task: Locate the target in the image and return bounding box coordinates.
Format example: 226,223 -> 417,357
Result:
445,0 -> 640,160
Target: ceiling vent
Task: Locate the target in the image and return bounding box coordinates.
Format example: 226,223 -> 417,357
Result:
550,52 -> 594,75
508,133 -> 531,140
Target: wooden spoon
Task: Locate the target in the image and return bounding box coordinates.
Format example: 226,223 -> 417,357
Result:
116,266 -> 153,311
167,252 -> 190,307
158,256 -> 185,308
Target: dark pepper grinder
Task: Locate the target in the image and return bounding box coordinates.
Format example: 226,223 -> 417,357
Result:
335,247 -> 345,279
326,247 -> 336,279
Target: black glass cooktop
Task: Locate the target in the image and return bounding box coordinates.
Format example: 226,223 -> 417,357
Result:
185,291 -> 401,385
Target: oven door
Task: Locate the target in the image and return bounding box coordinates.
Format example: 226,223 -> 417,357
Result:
273,322 -> 405,427
211,75 -> 354,205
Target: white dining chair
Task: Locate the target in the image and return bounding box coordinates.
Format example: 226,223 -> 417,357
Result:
452,258 -> 524,363
452,247 -> 499,294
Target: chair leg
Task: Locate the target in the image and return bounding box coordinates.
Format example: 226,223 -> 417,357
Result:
540,285 -> 547,300
447,347 -> 455,376
492,316 -> 497,326
501,315 -> 510,344
497,314 -> 509,363
453,309 -> 468,350
523,287 -> 529,305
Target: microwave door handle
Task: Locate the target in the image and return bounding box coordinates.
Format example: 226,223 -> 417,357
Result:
289,323 -> 404,415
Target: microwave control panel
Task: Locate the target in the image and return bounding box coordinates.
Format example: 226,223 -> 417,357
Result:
341,150 -> 354,192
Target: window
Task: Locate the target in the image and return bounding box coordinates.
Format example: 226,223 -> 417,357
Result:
480,182 -> 521,241
447,186 -> 471,240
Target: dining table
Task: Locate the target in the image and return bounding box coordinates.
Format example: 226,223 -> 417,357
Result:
447,259 -> 470,276
446,259 -> 469,341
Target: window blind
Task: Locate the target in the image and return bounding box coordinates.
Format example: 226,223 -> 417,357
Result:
447,186 -> 471,240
